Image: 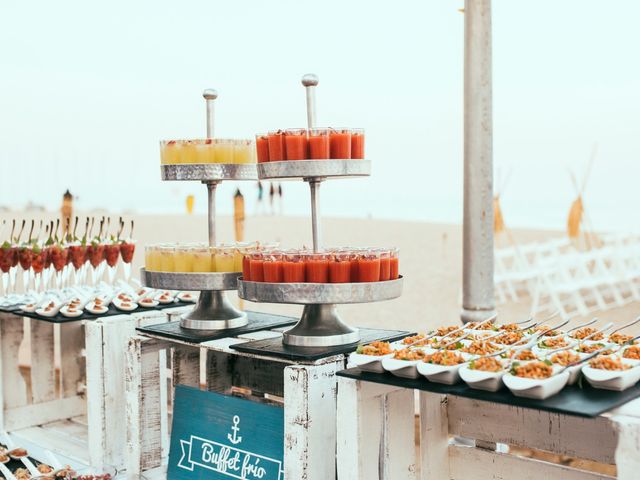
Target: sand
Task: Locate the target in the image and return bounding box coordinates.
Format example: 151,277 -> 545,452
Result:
2,210 -> 638,334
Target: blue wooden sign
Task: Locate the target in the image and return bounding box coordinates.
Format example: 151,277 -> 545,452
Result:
168,385 -> 284,480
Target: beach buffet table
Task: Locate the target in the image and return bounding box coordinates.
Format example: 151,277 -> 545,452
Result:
125,80 -> 407,479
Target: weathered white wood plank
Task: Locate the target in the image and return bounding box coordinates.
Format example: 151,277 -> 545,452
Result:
613,415 -> 640,480
0,313 -> 29,418
419,392 -> 450,480
337,377 -> 401,479
4,396 -> 86,431
172,345 -> 200,389
59,321 -> 86,398
126,336 -> 165,476
283,359 -> 344,480
205,350 -> 232,395
102,315 -> 138,468
381,388 -> 418,479
447,396 -> 618,464
84,318 -> 106,469
30,320 -> 56,403
449,445 -> 614,480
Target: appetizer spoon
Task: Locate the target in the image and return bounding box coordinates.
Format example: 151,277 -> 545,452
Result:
562,317 -> 599,337
608,316 -> 640,336
543,322 -> 614,358
0,461 -> 16,480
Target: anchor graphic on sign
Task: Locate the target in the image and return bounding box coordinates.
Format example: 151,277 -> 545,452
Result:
227,415 -> 243,445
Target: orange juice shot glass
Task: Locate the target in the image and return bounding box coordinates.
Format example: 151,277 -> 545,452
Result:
329,128 -> 351,159
351,128 -> 365,159
284,128 -> 308,160
255,134 -> 270,163
282,250 -> 306,283
308,128 -> 330,160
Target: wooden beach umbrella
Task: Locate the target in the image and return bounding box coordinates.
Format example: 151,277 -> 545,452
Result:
234,188 -> 245,242
493,195 -> 505,235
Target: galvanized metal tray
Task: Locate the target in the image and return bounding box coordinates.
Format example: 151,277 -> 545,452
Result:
160,164 -> 258,181
142,268 -> 241,291
257,159 -> 371,180
237,276 -> 403,305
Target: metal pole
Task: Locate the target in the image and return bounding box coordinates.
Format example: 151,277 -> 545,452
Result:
203,88 -> 217,138
309,180 -> 322,252
301,73 -> 319,129
207,182 -> 218,246
461,0 -> 496,324
302,74 -> 322,251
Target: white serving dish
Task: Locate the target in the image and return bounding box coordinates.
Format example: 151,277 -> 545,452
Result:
417,360 -> 467,385
86,302 -> 109,315
113,300 -> 138,312
138,298 -> 160,308
503,368 -> 570,400
36,304 -> 60,317
20,303 -> 37,313
59,305 -> 83,318
349,353 -> 394,373
582,358 -> 640,391
155,292 -> 175,304
459,364 -> 505,392
381,358 -> 422,379
177,292 -> 197,303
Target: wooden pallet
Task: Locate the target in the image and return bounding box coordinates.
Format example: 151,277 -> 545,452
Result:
125,328 -> 347,479
336,375 -> 640,479
0,307 -> 189,472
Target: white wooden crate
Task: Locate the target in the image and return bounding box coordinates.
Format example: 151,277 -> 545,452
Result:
0,306 -> 189,472
125,329 -> 347,480
336,376 -> 640,479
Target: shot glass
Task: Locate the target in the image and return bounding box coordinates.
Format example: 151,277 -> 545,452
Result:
158,245 -> 176,273
144,245 -> 160,272
160,140 -> 181,165
376,248 -> 392,281
255,133 -> 270,163
267,130 -> 286,161
308,128 -> 330,159
305,252 -> 330,283
233,139 -> 254,164
250,251 -> 265,282
284,128 -> 308,160
356,249 -> 381,283
174,245 -> 195,273
263,251 -> 284,283
282,250 -> 306,283
214,246 -> 236,272
351,128 -> 365,159
329,251 -> 352,283
329,128 -> 352,159
214,139 -> 234,164
390,247 -> 400,279
192,246 -> 214,272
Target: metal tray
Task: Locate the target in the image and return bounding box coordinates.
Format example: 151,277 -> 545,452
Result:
142,268 -> 241,291
257,159 -> 371,180
161,164 -> 258,181
237,276 -> 403,305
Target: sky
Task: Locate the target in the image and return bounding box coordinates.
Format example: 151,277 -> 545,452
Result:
0,0 -> 638,232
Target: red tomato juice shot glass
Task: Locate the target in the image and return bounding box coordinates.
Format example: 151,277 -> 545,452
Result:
390,247 -> 400,279
308,128 -> 330,159
329,251 -> 351,283
249,252 -> 265,282
267,130 -> 286,161
282,250 -> 306,283
377,248 -> 391,281
357,249 -> 381,282
255,134 -> 270,163
351,128 -> 365,159
284,129 -> 308,160
329,128 -> 351,159
305,253 -> 329,283
263,251 -> 284,283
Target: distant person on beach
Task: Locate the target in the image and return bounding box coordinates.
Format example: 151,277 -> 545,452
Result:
255,181 -> 265,215
278,183 -> 283,215
269,183 -> 275,215
61,189 -> 73,236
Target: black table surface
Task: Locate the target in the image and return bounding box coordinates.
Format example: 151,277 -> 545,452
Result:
136,310 -> 298,343
230,328 -> 414,361
0,300 -> 192,323
337,367 -> 640,418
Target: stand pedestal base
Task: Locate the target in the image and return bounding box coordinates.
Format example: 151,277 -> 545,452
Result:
180,290 -> 248,330
283,304 -> 360,347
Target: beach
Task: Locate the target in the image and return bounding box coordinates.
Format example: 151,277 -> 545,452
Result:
3,210 -> 637,333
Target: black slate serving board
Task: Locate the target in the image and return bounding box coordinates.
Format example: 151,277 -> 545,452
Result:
0,300 -> 193,323
136,311 -> 298,343
337,367 -> 640,418
230,328 -> 414,361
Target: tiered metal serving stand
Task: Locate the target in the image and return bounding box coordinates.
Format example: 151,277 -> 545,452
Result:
141,89 -> 257,330
238,74 -> 403,347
